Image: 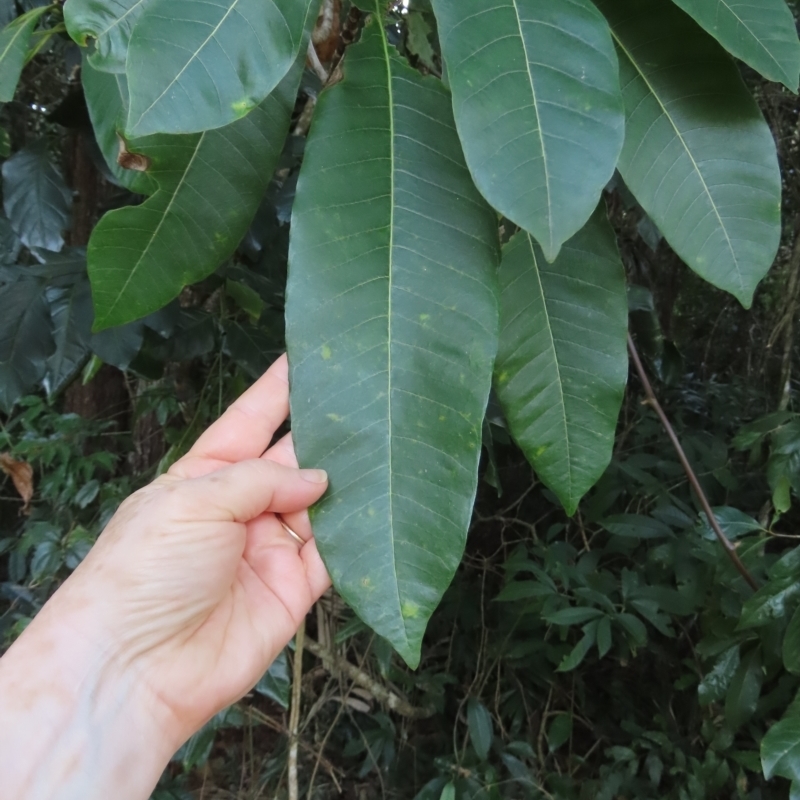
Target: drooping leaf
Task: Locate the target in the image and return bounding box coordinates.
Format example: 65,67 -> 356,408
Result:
0,277 -> 55,411
547,713 -> 573,752
2,142 -> 72,251
125,0 -> 316,136
600,514 -> 674,539
286,13 -> 499,667
698,645 -> 740,705
762,714 -> 800,781
467,699 -> 494,761
784,606 -> 800,675
43,278 -> 93,397
494,209 -> 628,514
88,57 -> 302,330
81,58 -> 155,194
597,0 -> 781,308
89,319 -> 144,369
670,0 -> 800,90
64,0 -> 153,73
724,647 -> 763,730
557,624 -> 597,671
432,0 -> 624,260
0,6 -> 48,101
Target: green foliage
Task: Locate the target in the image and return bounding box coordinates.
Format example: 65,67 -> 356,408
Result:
432,0 -> 624,261
286,11 -> 499,666
494,208 -> 628,515
1,0 -> 800,795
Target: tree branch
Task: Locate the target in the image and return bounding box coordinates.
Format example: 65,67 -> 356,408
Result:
627,333 -> 760,591
304,637 -> 435,719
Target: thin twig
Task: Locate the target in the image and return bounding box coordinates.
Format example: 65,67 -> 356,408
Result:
288,619 -> 305,800
307,41 -> 330,83
304,637 -> 435,719
627,333 -> 759,591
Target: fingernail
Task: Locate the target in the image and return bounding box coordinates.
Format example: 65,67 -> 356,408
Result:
301,469 -> 328,484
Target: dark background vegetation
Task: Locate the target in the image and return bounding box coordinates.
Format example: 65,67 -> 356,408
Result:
3,1 -> 800,798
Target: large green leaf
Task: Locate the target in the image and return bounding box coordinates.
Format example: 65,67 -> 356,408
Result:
43,278 -> 93,397
0,6 -> 47,101
124,0 -> 316,136
286,13 -> 499,667
724,647 -> 763,730
597,0 -> 781,308
494,208 -> 628,515
64,0 -> 152,73
2,142 -> 73,252
431,0 -> 624,261
88,57 -> 302,330
82,58 -> 155,194
762,714 -> 800,781
671,0 -> 800,90
0,277 -> 54,412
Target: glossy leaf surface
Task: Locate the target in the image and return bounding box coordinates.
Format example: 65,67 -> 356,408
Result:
2,143 -> 72,252
0,277 -> 54,412
494,209 -> 628,515
64,0 -> 152,72
88,59 -> 301,330
286,15 -> 499,666
0,6 -> 47,101
598,0 -> 781,308
762,714 -> 800,781
125,0 -> 315,135
432,0 -> 624,260
671,0 -> 800,90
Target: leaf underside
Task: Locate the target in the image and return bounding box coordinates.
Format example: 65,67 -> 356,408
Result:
598,0 -> 781,308
671,0 -> 800,90
494,207 -> 628,515
64,0 -> 153,73
432,0 -> 624,261
286,12 -> 499,667
125,0 -> 316,135
88,56 -> 303,330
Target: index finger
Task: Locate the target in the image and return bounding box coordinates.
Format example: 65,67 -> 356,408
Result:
182,354 -> 290,464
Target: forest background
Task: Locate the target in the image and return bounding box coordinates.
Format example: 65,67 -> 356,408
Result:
2,0 -> 800,798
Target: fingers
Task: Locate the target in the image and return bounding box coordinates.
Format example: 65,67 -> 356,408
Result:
182,458 -> 328,522
179,355 -> 291,466
263,433 -> 314,541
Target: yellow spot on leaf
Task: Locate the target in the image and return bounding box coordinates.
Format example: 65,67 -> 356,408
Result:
326,413 -> 343,422
321,345 -> 332,360
402,601 -> 419,619
231,99 -> 255,116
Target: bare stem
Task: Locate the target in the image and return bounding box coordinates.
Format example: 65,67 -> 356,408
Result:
288,619 -> 305,800
627,333 -> 759,591
304,637 -> 435,719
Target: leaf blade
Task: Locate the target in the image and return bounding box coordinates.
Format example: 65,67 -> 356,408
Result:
671,0 -> 800,90
0,6 -> 47,101
432,0 -> 624,260
286,14 -> 499,667
125,0 -> 316,135
88,58 -> 302,329
598,0 -> 781,307
494,209 -> 628,514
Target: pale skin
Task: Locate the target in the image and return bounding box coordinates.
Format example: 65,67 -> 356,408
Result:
0,354 -> 330,800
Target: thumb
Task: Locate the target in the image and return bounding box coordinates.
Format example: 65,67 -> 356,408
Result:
182,459 -> 328,522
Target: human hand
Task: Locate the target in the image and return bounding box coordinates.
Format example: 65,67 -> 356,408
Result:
31,355 -> 330,744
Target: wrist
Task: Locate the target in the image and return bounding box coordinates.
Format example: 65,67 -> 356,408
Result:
0,590 -> 182,800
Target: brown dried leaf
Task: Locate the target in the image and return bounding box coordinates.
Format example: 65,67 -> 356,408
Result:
0,452 -> 34,514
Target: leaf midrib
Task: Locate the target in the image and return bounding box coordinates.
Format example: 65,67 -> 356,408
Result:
129,0 -> 242,129
700,0 -> 787,77
611,29 -> 744,295
99,133 -> 206,323
526,233 -> 574,505
510,0 -> 553,252
0,11 -> 39,65
376,11 -> 408,649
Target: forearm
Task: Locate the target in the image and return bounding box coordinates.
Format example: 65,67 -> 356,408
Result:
0,599 -> 181,800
